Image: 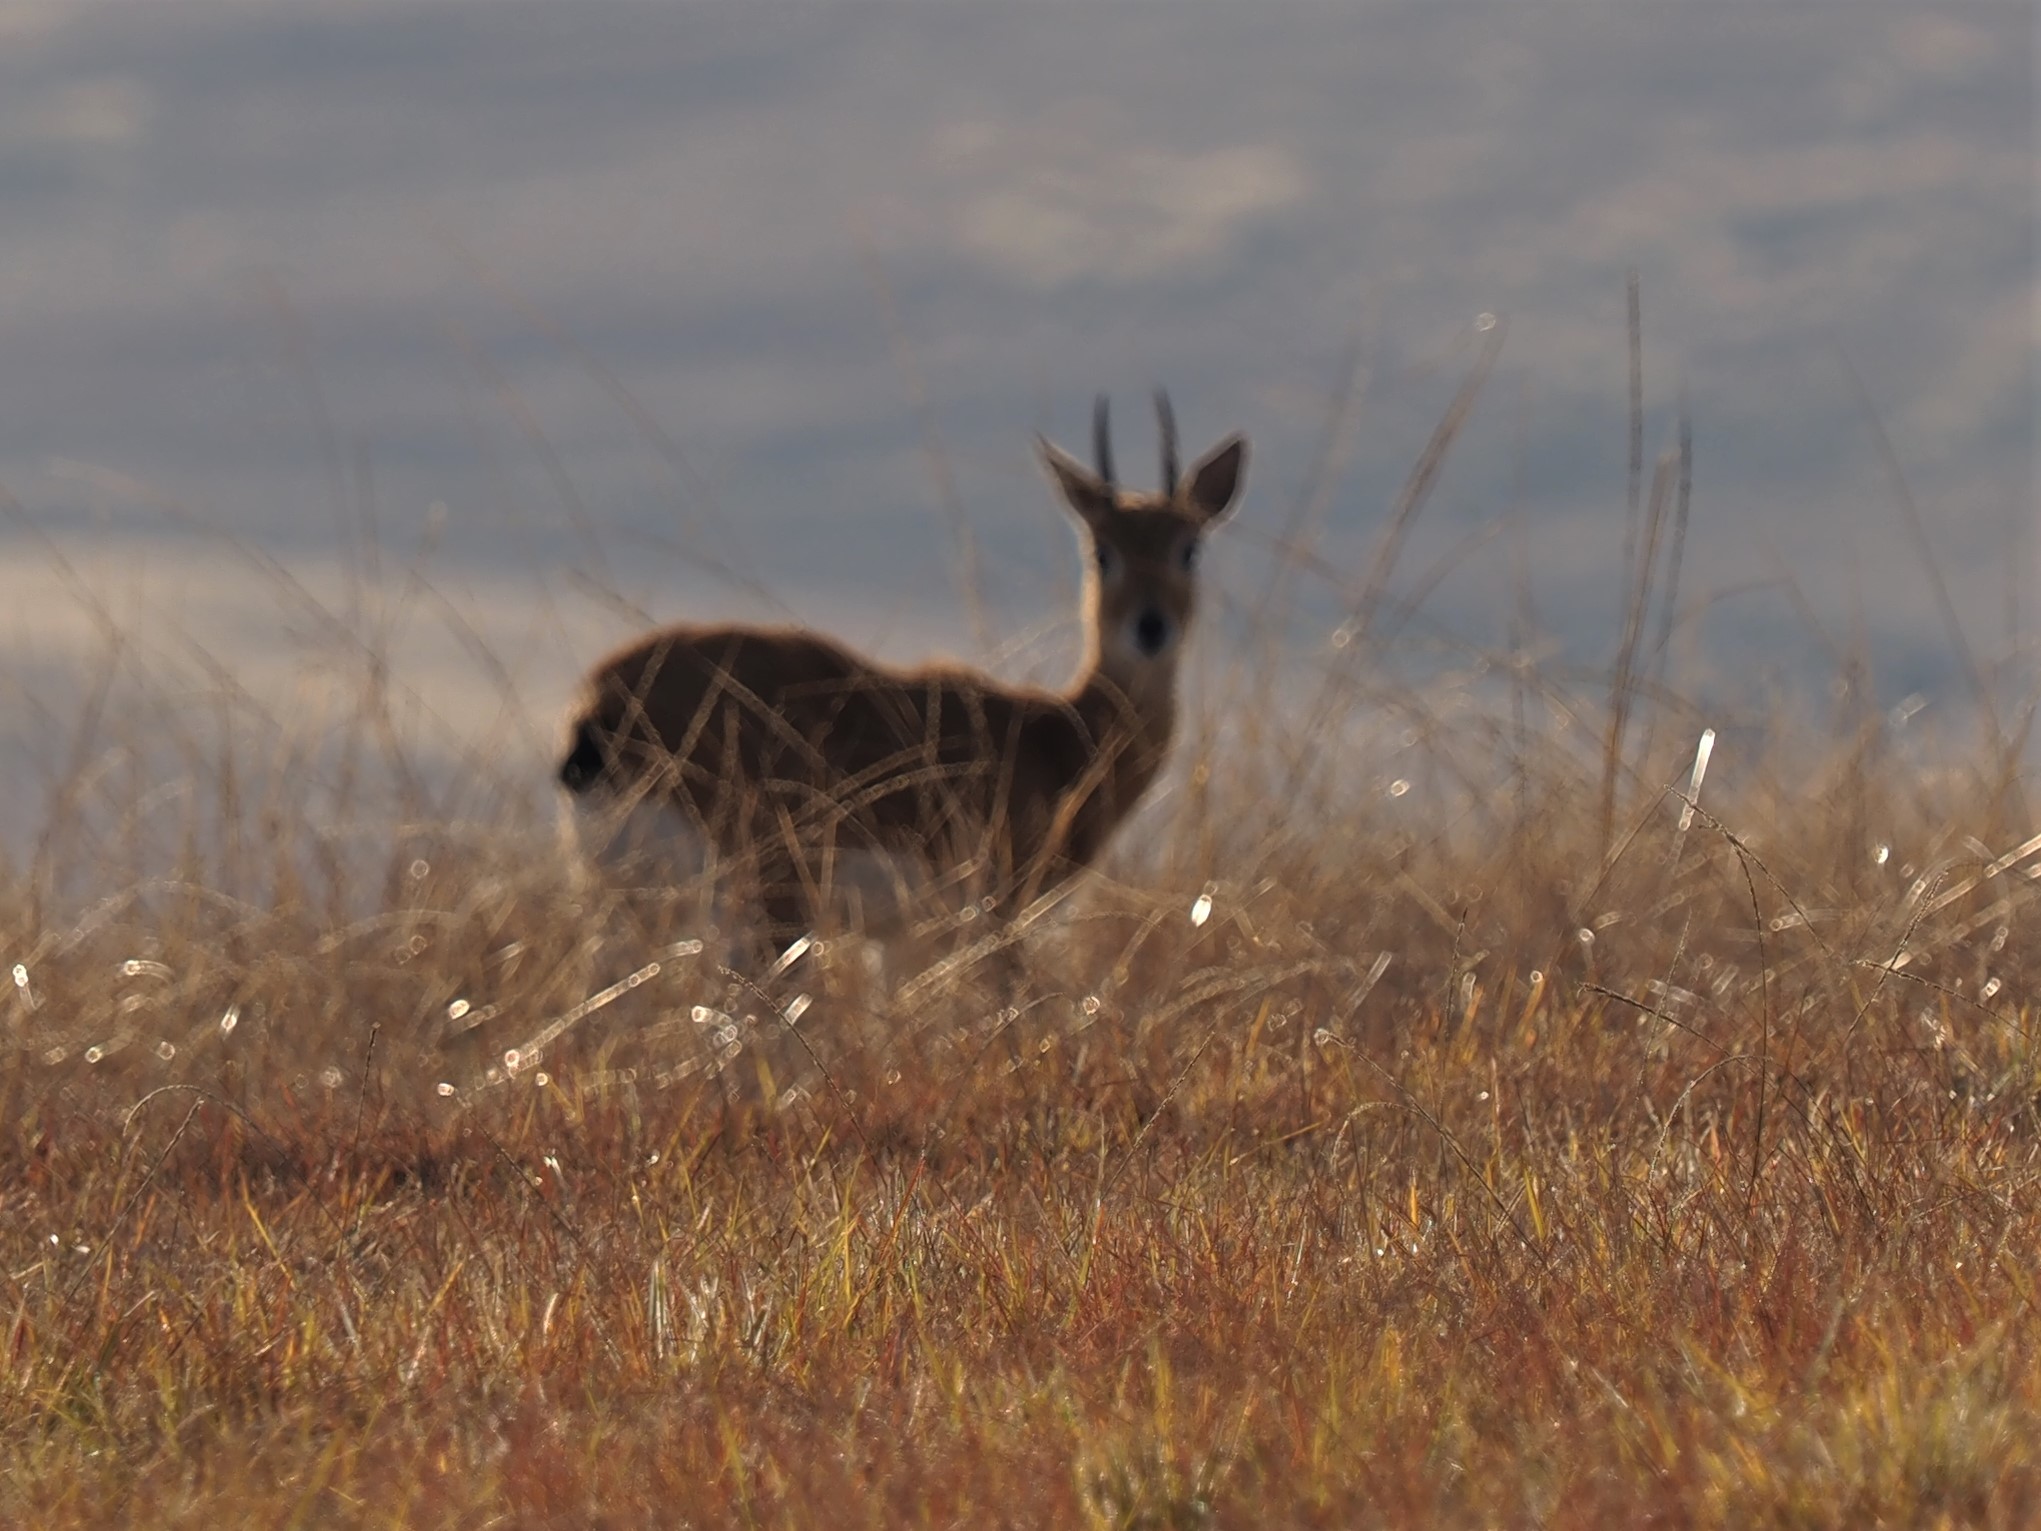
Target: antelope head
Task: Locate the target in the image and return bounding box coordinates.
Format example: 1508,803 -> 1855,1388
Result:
1038,392 -> 1247,683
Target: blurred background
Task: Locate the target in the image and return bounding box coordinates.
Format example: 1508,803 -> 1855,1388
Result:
0,3 -> 2030,845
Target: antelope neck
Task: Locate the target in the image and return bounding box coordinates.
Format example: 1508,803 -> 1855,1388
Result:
1069,658 -> 1178,780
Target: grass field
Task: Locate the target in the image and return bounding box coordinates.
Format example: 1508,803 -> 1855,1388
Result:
3,371 -> 2036,1526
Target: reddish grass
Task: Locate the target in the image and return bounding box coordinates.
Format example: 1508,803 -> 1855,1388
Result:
2,680 -> 2036,1528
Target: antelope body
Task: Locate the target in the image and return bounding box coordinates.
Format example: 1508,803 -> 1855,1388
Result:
558,395 -> 1247,955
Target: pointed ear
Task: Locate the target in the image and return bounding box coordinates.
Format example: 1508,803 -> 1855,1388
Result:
1037,436 -> 1116,525
1182,435 -> 1247,522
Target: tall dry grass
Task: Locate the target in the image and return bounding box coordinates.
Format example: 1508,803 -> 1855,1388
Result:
1,310 -> 2036,1528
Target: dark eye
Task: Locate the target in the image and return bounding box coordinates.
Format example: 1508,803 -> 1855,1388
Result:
1178,539 -> 1199,573
1095,543 -> 1121,578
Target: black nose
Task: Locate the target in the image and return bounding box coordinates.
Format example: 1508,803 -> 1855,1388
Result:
1134,610 -> 1169,657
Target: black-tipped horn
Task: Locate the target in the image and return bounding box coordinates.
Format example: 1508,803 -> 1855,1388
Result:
1093,394 -> 1115,489
1154,389 -> 1179,492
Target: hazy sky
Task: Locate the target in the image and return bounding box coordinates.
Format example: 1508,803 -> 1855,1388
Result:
0,3 -> 2032,794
